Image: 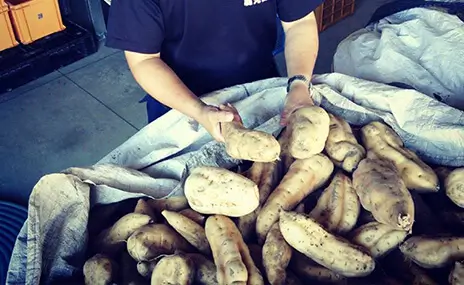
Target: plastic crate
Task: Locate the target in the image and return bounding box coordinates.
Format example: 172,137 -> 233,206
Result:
315,0 -> 355,32
0,20 -> 97,94
0,6 -> 18,52
7,0 -> 66,44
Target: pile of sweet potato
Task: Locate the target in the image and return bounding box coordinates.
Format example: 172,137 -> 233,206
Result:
83,105 -> 464,285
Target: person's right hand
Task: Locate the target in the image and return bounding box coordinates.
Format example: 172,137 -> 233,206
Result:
196,104 -> 235,142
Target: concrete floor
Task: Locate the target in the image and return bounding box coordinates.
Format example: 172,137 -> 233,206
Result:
0,0 -> 392,206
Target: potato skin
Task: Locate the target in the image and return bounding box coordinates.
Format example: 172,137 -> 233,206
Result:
206,215 -> 248,285
309,171 -> 360,234
237,161 -> 283,241
94,213 -> 154,255
162,210 -> 211,255
184,166 -> 260,217
134,199 -> 157,220
179,208 -> 206,226
220,103 -> 281,162
399,236 -> 464,269
277,128 -> 295,173
127,224 -> 193,262
83,254 -> 117,285
262,222 -> 292,285
287,106 -> 330,159
186,253 -> 219,285
350,221 -> 408,258
360,121 -> 439,192
449,261 -> 464,285
445,168 -> 464,208
324,114 -> 366,172
289,252 -> 346,283
352,154 -> 415,232
205,215 -> 264,285
256,154 -> 334,243
137,260 -> 158,279
279,211 -> 375,277
151,254 -> 195,285
147,196 -> 189,213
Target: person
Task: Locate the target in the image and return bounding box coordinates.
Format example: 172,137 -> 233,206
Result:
105,0 -> 322,142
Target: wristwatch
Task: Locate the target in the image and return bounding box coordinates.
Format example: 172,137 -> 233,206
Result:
286,75 -> 313,93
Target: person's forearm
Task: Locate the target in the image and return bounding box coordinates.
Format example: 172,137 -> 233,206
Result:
125,52 -> 206,121
283,12 -> 319,79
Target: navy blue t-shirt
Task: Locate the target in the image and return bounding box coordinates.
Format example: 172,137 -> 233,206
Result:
106,0 -> 322,96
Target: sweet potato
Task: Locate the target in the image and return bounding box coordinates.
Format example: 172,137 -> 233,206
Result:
134,199 -> 156,220
151,254 -> 195,285
286,106 -> 330,159
449,261 -> 464,285
445,168 -> 464,208
83,254 -> 117,285
205,215 -> 264,285
352,153 -> 415,232
294,203 -> 305,213
147,196 -> 189,213
179,208 -> 206,226
289,252 -> 346,283
186,253 -> 219,285
162,210 -> 211,255
240,241 -> 265,285
237,212 -> 259,243
127,224 -> 193,262
220,103 -> 281,162
137,260 -> 158,279
351,221 -> 408,258
262,223 -> 292,285
277,127 -> 295,173
256,154 -> 334,243
399,236 -> 464,268
184,166 -> 259,217
94,213 -> 154,254
237,161 -> 283,240
360,121 -> 439,192
279,211 -> 375,277
324,114 -> 366,172
309,171 -> 360,234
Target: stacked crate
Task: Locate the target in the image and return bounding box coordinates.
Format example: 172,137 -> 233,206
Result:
0,0 -> 17,52
315,0 -> 356,32
0,0 -> 66,52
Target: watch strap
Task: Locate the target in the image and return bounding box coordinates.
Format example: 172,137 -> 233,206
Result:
287,75 -> 312,93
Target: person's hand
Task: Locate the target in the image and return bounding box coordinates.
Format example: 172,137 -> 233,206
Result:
196,104 -> 236,142
280,81 -> 314,126
219,103 -> 243,124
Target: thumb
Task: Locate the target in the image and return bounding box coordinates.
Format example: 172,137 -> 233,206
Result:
212,109 -> 234,123
280,106 -> 291,126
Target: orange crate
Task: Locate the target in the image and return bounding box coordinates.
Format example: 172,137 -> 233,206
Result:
315,0 -> 355,32
7,0 -> 65,44
0,5 -> 18,51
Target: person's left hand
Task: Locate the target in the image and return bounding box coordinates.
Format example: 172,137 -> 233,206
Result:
280,81 -> 314,126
